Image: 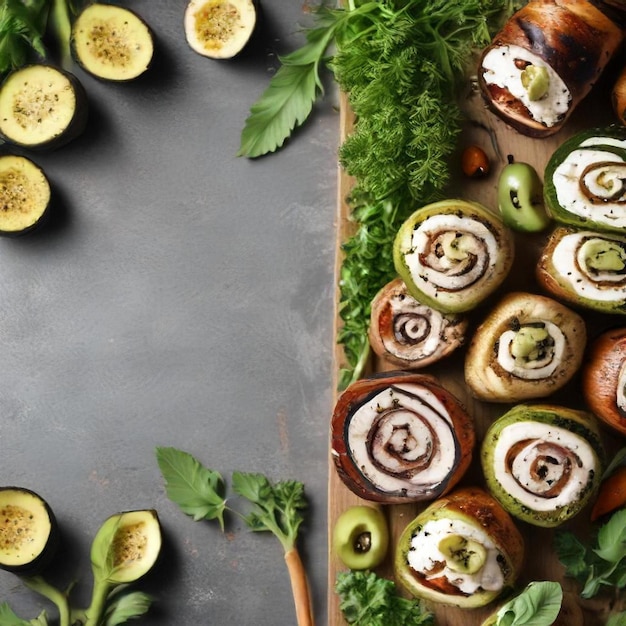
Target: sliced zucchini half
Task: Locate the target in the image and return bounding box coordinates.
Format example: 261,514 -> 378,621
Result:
71,4 -> 155,82
0,487 -> 59,575
184,0 -> 257,59
0,64 -> 88,150
90,509 -> 162,584
0,155 -> 51,235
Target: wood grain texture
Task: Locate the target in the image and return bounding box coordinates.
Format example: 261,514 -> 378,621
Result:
328,67 -> 623,625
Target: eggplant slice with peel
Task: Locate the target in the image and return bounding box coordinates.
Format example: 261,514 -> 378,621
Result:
464,291 -> 586,402
184,0 -> 258,59
0,65 -> 88,150
331,372 -> 475,504
394,487 -> 524,609
369,278 -> 468,369
0,155 -> 51,235
0,487 -> 59,575
481,404 -> 604,527
71,4 -> 155,82
393,199 -> 514,314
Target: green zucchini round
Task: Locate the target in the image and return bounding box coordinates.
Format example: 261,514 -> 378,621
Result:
184,0 -> 258,59
0,155 -> 51,235
0,487 -> 59,575
0,64 -> 88,150
71,4 -> 155,82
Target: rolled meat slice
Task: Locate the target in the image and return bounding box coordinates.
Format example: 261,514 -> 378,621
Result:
477,0 -> 624,137
464,291 -> 586,402
544,127 -> 626,234
536,226 -> 626,314
582,327 -> 626,436
481,404 -> 604,527
369,278 -> 468,369
394,487 -> 524,609
393,199 -> 514,314
331,372 -> 475,504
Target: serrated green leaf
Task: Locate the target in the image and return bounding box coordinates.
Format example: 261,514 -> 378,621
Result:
104,589 -> 153,625
237,62 -> 320,158
155,446 -> 227,529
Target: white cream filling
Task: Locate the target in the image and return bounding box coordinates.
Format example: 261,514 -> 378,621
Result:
404,214 -> 498,305
552,139 -> 626,227
347,383 -> 457,495
496,321 -> 565,380
551,231 -> 626,302
481,44 -> 570,127
407,518 -> 505,595
492,421 -> 598,512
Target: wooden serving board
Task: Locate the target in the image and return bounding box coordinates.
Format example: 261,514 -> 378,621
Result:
327,67 -> 624,625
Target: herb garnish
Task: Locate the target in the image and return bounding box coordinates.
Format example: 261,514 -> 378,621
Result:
155,446 -> 314,626
239,0 -> 519,387
0,0 -> 88,75
335,569 -> 433,626
555,507 -> 626,599
490,581 -> 563,626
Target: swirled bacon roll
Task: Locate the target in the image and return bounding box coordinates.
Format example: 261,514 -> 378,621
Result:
394,487 -> 524,609
369,278 -> 468,369
331,372 -> 475,504
464,292 -> 586,402
393,200 -> 514,314
583,327 -> 626,436
544,127 -> 626,234
536,226 -> 626,314
481,404 -> 604,527
477,1 -> 623,137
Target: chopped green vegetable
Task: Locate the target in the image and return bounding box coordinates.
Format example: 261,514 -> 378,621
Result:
155,446 -> 314,626
493,581 -> 562,626
556,508 -> 626,598
335,570 -> 433,626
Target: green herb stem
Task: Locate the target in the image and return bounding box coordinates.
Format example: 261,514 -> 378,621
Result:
83,580 -> 112,626
22,576 -> 71,626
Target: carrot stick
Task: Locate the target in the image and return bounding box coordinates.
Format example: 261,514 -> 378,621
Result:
284,548 -> 314,626
591,466 -> 626,521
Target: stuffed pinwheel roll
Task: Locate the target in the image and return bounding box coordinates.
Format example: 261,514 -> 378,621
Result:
544,127 -> 626,233
331,372 -> 475,504
369,278 -> 468,369
394,487 -> 524,609
478,1 -> 623,137
481,404 -> 604,527
582,327 -> 626,436
464,292 -> 586,403
393,200 -> 514,314
536,226 -> 626,314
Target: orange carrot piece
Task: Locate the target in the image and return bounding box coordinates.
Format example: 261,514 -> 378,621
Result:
591,466 -> 626,521
284,548 -> 314,626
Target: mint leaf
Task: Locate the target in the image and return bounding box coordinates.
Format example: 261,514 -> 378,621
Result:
155,447 -> 227,529
495,581 -> 562,626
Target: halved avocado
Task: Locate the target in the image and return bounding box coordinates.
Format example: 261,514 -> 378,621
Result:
0,64 -> 88,150
0,487 -> 59,575
184,0 -> 257,59
0,155 -> 51,235
71,4 -> 155,82
90,509 -> 162,584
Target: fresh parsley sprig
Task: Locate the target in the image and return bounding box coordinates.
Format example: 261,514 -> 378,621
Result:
155,446 -> 314,626
335,570 -> 433,626
556,508 -> 626,599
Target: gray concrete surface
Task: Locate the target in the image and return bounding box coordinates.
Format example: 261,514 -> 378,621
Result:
0,2 -> 338,623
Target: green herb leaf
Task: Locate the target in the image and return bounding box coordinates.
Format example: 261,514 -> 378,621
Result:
335,570 -> 433,626
0,603 -> 45,626
608,611 -> 626,626
155,446 -> 227,529
232,472 -> 307,552
595,508 -> 626,563
104,589 -> 153,626
494,581 -> 562,626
